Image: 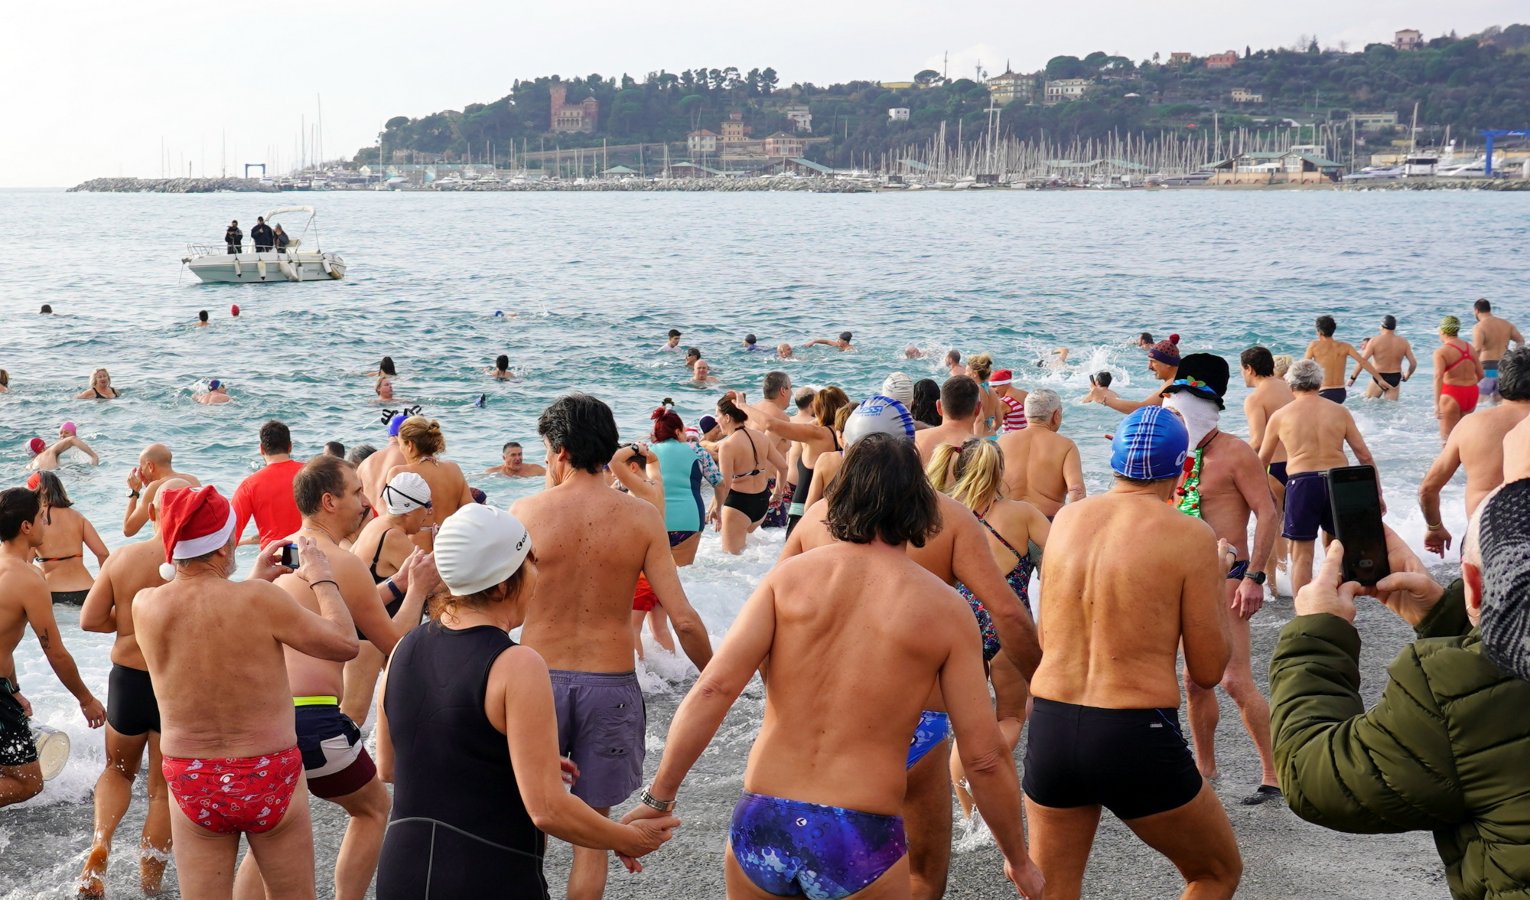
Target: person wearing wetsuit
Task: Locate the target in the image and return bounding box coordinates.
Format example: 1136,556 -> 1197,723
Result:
376,505 -> 675,899
649,407 -> 721,567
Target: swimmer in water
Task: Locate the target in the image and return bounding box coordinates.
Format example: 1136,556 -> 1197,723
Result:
1038,347 -> 1070,370
776,343 -> 795,359
371,356 -> 398,378
684,347 -> 702,371
375,375 -> 395,402
77,368 -> 119,400
1136,332 -> 1155,349
946,349 -> 964,377
743,334 -> 769,353
27,423 -> 101,470
196,310 -> 209,327
905,345 -> 927,359
691,360 -> 720,386
488,354 -> 516,380
660,329 -> 683,352
0,369 -> 8,393
40,304 -> 54,315
805,331 -> 855,352
484,442 -> 547,479
196,379 -> 232,405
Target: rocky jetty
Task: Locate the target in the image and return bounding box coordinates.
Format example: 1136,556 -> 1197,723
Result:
68,177 -> 279,193
1349,177 -> 1530,192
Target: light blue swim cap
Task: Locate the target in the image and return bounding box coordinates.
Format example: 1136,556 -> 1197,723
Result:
844,396 -> 915,447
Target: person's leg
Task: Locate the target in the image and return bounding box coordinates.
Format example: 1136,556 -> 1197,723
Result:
1022,800 -> 1101,900
77,727 -> 150,896
724,844 -> 779,899
647,606 -> 677,654
0,762 -> 44,807
568,805 -> 613,900
327,777 -> 391,900
166,801 -> 244,900
1121,783 -> 1242,899
1184,672 -> 1220,782
630,609 -> 648,660
720,507 -> 748,555
243,784 -> 319,900
671,532 -> 701,567
140,734 -> 173,895
1439,395 -> 1462,441
1219,610 -> 1278,791
1290,539 -> 1316,596
902,736 -> 953,900
340,641 -> 386,726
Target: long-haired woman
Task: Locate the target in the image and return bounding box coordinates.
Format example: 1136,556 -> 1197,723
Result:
31,471 -> 109,604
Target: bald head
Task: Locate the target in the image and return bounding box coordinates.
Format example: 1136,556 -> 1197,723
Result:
150,477 -> 192,522
141,443 -> 173,469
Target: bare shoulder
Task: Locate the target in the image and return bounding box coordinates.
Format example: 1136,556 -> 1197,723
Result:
491,642 -> 549,682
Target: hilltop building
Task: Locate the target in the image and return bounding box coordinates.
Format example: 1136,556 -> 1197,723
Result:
1169,52 -> 1193,65
986,68 -> 1035,106
1394,28 -> 1423,50
1044,78 -> 1091,105
783,105 -> 813,132
764,132 -> 807,157
549,84 -> 598,134
1231,88 -> 1264,103
1206,51 -> 1238,70
721,111 -> 750,144
888,107 -> 911,121
687,129 -> 719,155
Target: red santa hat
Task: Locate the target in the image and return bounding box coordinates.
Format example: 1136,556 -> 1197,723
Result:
157,485 -> 236,581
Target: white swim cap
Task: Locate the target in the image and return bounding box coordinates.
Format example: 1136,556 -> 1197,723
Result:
434,504 -> 532,595
880,372 -> 915,407
844,396 -> 915,447
383,471 -> 432,515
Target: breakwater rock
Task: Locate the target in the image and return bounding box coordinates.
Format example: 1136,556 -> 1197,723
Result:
1348,177 -> 1530,192
68,178 -> 280,193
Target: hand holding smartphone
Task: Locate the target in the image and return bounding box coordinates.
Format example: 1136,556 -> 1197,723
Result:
1325,465 -> 1390,586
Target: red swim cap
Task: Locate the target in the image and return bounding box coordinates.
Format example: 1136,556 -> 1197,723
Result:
230,304 -> 241,317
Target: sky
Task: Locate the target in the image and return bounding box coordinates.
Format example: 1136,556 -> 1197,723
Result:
2,0 -> 1521,186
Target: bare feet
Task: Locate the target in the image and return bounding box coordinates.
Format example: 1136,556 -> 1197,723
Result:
75,846 -> 107,899
140,844 -> 170,896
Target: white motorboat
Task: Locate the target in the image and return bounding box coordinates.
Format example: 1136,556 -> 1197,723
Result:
181,206 -> 346,283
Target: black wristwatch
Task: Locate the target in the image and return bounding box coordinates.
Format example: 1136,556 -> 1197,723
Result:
1244,570 -> 1267,585
127,490 -> 141,499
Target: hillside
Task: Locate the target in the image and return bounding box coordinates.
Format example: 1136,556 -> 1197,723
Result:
359,26 -> 1530,170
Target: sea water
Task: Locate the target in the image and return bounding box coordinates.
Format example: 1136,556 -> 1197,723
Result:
0,186 -> 1524,880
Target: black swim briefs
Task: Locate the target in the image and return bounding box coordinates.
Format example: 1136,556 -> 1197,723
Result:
107,663 -> 161,736
1022,698 -> 1202,821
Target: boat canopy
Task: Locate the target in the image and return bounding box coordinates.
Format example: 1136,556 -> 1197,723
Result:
263,205 -> 316,221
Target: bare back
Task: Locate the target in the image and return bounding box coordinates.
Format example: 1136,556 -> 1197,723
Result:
745,544 -> 979,814
1475,314 -> 1522,363
134,577 -> 304,758
1030,493 -> 1227,709
34,506 -> 104,592
359,444 -> 406,513
997,428 -> 1079,517
1306,338 -> 1356,388
1456,403 -> 1530,513
514,481 -> 668,672
1244,378 -> 1293,462
93,540 -> 166,668
1265,394 -> 1358,475
1367,332 -> 1411,373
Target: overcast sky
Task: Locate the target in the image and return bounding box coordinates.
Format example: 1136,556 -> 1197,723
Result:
2,0 -> 1520,186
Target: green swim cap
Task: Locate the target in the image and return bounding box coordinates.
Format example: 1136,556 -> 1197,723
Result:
1441,315 -> 1461,336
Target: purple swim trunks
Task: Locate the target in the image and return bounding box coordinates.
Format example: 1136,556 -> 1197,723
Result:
549,670 -> 645,808
1282,471 -> 1334,542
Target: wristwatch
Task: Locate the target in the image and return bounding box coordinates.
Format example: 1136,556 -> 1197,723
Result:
639,787 -> 676,813
127,490 -> 141,499
1244,570 -> 1267,585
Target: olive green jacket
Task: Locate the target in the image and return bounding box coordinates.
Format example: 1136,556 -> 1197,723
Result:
1271,580 -> 1530,899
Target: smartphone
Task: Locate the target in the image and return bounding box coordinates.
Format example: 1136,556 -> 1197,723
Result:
1325,465 -> 1390,586
280,543 -> 301,570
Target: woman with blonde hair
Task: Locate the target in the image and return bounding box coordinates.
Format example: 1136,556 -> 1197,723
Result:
926,437 -> 1049,815
386,416 -> 473,549
966,352 -> 1002,437
77,368 -> 119,400
765,385 -> 849,536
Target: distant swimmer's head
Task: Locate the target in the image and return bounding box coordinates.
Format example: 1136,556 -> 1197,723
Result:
156,484 -> 239,580
230,304 -> 240,317
777,343 -> 794,359
1147,334 -> 1181,373
398,416 -> 446,460
0,370 -> 8,388
1110,406 -> 1189,484
59,421 -> 76,437
1315,315 -> 1337,338
383,471 -> 433,525
387,413 -> 408,438
198,310 -> 209,324
668,329 -> 682,340
744,334 -> 757,347
827,433 -> 940,548
495,354 -> 509,371
379,356 -> 397,377
1440,315 -> 1462,338
493,310 -> 505,318
839,331 -> 853,344
539,393 -> 619,473
692,360 -> 713,380
1382,314 -> 1397,331
374,376 -> 394,400
39,304 -> 52,315
844,396 -> 915,448
26,437 -> 45,457
944,349 -> 961,368
685,347 -> 701,364
1137,332 -> 1154,348
502,441 -> 525,466
1090,370 -> 1113,389
880,372 -> 915,407
1287,359 -> 1325,393
433,504 -> 536,621
207,379 -> 222,392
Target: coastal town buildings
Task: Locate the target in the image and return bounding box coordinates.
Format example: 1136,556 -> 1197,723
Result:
1231,88 -> 1264,103
1210,146 -> 1345,184
721,111 -> 750,144
1350,111 -> 1400,132
1394,28 -> 1424,50
549,84 -> 598,134
687,129 -> 719,155
1044,78 -> 1091,105
888,107 -> 911,121
1206,51 -> 1239,70
1169,52 -> 1193,65
986,69 -> 1035,106
783,105 -> 813,132
763,132 -> 807,158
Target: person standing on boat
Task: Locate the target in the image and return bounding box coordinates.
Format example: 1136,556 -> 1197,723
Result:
274,225 -> 289,255
250,217 -> 274,254
224,220 -> 242,255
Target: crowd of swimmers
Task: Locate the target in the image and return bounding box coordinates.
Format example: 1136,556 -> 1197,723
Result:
0,298 -> 1528,900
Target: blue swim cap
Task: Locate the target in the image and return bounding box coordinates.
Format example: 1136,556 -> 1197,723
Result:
1110,406 -> 1189,481
207,379 -> 221,390
388,413 -> 408,437
844,396 -> 915,447
493,310 -> 504,318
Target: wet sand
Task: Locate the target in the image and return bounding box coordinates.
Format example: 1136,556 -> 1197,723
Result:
0,590 -> 1449,899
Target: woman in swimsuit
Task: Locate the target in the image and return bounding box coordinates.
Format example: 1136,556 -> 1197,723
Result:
386,416 -> 474,551
927,437 -> 1050,817
1435,315 -> 1485,440
76,368 -> 119,400
346,471 -> 434,725
31,471 -> 109,604
798,403 -> 858,510
966,352 -> 1002,437
649,406 -> 723,568
765,386 -> 849,536
715,397 -> 788,555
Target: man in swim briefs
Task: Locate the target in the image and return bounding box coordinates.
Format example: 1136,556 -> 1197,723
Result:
1304,314 -> 1382,405
133,485 -> 358,899
124,443 -> 200,537
1160,354 -> 1281,804
1240,346 -> 1294,593
1258,359 -> 1381,595
0,487 -> 105,809
484,441 -> 547,478
1024,406 -> 1241,898
1347,315 -> 1416,400
1472,298 -> 1524,403
628,433 -> 1044,899
512,393 -> 713,900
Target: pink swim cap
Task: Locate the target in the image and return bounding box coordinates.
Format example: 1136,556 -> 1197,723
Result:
230,304 -> 241,317
60,421 -> 76,435
27,437 -> 45,455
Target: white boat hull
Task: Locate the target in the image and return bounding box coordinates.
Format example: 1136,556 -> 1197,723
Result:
185,251 -> 346,283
